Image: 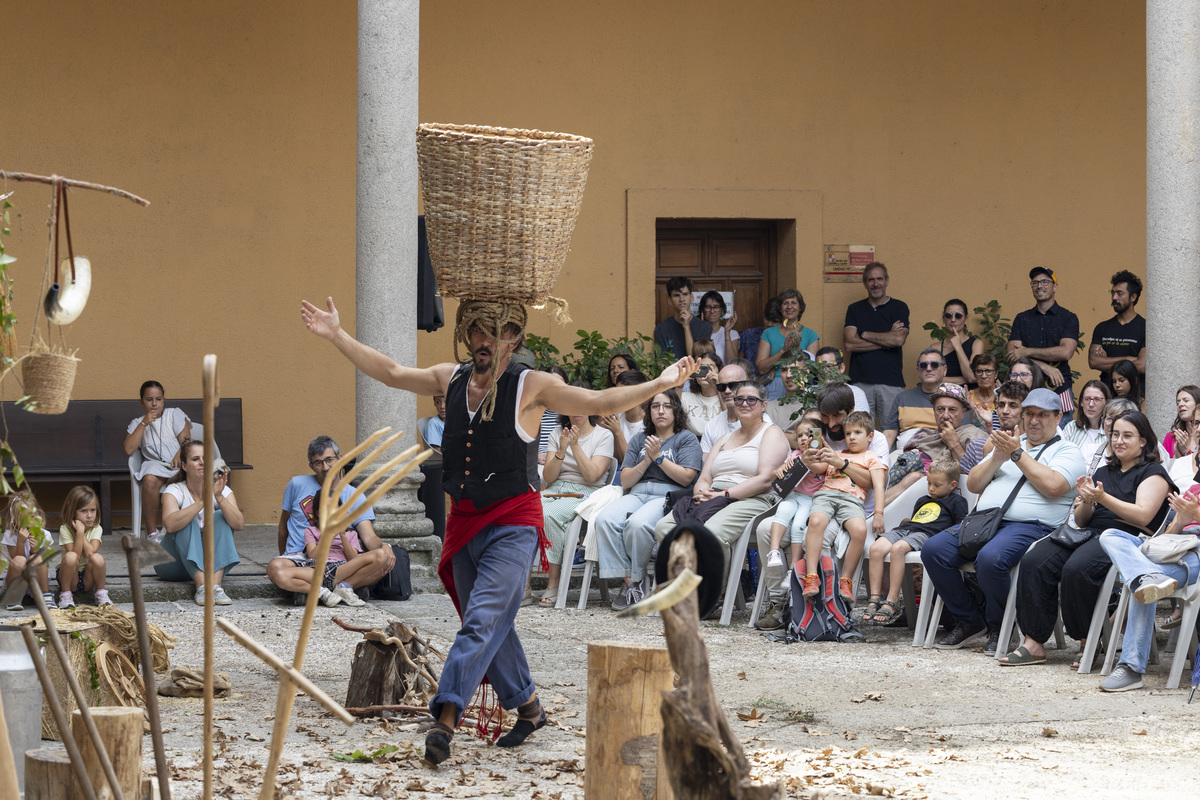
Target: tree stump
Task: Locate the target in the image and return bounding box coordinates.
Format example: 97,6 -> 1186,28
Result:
70,707 -> 142,800
24,748 -> 71,800
344,620 -> 438,710
586,641 -> 674,800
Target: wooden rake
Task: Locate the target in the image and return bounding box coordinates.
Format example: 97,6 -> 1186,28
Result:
256,427 -> 431,800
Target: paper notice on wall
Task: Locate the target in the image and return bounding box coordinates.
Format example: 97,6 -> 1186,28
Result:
824,245 -> 876,282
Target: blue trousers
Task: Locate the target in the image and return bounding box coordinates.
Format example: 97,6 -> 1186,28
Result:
921,520 -> 1051,630
154,512 -> 239,582
430,524 -> 538,724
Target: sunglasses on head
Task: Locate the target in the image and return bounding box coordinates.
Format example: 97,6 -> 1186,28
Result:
917,360 -> 944,370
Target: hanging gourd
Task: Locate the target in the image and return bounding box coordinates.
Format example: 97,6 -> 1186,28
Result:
43,180 -> 91,325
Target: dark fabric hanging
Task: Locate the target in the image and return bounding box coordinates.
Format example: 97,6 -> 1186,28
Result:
417,216 -> 444,332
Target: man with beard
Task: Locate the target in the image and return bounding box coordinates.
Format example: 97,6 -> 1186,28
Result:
300,295 -> 694,765
1008,266 -> 1080,414
1088,270 -> 1146,395
959,381 -> 1029,474
754,382 -> 889,629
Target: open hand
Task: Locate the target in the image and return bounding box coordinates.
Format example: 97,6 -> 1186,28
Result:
597,414 -> 621,433
723,310 -> 739,332
659,356 -> 698,390
1076,477 -> 1105,505
1167,491 -> 1200,525
301,297 -> 342,341
990,429 -> 1020,458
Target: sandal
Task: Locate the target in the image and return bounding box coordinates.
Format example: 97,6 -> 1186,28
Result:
998,645 -> 1046,667
1070,644 -> 1085,670
862,597 -> 883,624
538,591 -> 557,607
871,599 -> 902,626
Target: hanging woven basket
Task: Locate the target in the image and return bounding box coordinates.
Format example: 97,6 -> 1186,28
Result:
20,351 -> 79,415
416,123 -> 594,306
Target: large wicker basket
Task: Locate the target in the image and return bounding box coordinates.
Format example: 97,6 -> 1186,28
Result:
416,123 -> 594,305
20,351 -> 78,415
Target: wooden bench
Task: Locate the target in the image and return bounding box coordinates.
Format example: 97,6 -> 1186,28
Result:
2,398 -> 252,535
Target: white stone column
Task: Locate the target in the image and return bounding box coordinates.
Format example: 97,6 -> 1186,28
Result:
1147,0 -> 1200,434
357,0 -> 438,584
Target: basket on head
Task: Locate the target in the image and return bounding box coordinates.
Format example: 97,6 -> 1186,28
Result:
416,123 -> 594,306
21,351 -> 79,415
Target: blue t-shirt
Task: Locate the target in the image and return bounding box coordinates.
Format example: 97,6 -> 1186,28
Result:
760,325 -> 820,380
280,475 -> 376,554
426,417 -> 445,447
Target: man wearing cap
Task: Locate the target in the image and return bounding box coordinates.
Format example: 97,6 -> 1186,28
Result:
921,387 -> 1085,654
1008,267 -> 1081,414
884,382 -> 986,504
882,347 -> 949,451
299,295 -> 695,764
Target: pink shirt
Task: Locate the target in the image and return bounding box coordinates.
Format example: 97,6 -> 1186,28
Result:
303,525 -> 362,562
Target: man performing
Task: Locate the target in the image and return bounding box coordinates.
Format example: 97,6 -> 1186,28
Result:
300,295 -> 694,764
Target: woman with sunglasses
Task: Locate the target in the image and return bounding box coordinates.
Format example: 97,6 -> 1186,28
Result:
652,382 -> 790,579
936,299 -> 984,385
697,290 -> 740,364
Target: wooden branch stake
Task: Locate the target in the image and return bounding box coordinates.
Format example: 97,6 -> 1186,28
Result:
201,354 -> 218,800
258,428 -> 431,800
20,625 -> 98,800
0,170 -> 149,206
216,619 -> 354,725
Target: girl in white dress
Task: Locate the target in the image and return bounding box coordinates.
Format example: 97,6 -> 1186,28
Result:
123,380 -> 192,538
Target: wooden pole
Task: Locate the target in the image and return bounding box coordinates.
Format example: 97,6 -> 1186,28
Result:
24,749 -> 72,800
0,688 -> 21,800
70,708 -> 142,800
586,641 -> 674,800
201,354 -> 218,800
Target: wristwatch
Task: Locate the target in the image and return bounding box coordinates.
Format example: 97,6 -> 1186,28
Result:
1009,449 -> 1023,464
723,489 -> 731,499
654,455 -> 665,465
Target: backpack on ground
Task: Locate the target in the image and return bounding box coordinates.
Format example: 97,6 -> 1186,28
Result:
787,555 -> 864,643
369,544 -> 413,601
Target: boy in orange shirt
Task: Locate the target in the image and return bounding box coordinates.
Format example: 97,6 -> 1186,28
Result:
800,411 -> 887,604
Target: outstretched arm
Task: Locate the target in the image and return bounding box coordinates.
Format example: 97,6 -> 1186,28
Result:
302,297 -> 455,397
527,357 -> 697,418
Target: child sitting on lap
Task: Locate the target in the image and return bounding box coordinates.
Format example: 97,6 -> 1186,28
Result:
863,456 -> 968,625
764,417 -> 826,580
800,411 -> 887,605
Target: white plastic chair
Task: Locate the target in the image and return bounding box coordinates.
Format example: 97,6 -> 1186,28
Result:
129,421 -> 212,538
416,416 -> 436,448
1102,572 -> 1200,689
553,458 -> 618,610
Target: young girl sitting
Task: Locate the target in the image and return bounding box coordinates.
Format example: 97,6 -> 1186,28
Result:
3,489 -> 56,610
57,486 -> 110,608
763,417 -> 826,582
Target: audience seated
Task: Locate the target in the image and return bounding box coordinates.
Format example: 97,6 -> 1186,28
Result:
123,380 -> 193,540
886,383 -> 985,502
699,361 -> 754,456
922,388 -> 1086,655
594,389 -> 703,609
960,381 -> 1028,475
882,347 -> 948,450
598,370 -> 650,464
1061,380 -> 1112,465
965,353 -> 1000,431
1162,385 -> 1200,459
421,394 -> 446,453
1110,358 -> 1145,412
266,436 -> 394,605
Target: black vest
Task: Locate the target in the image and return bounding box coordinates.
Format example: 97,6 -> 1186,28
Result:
442,362 -> 540,509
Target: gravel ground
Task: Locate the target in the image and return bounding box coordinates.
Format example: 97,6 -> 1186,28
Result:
14,590 -> 1200,799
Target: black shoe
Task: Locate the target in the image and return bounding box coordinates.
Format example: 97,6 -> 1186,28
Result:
984,629 -> 1000,655
933,621 -> 985,650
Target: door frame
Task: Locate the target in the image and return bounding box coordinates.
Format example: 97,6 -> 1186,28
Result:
626,188 -> 823,340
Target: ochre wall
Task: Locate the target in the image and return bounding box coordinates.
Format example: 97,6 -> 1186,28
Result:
419,0 -> 1146,406
2,1 -> 358,524
3,1 -> 1147,524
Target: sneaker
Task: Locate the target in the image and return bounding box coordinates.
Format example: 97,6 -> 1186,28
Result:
93,589 -> 113,607
933,621 -> 986,650
756,601 -> 787,631
148,527 -> 166,543
59,591 -> 75,609
212,585 -> 233,606
1100,664 -> 1144,692
838,577 -> 855,605
984,628 -> 1000,655
764,549 -> 785,587
1133,573 -> 1178,605
43,592 -> 57,609
319,586 -> 342,607
193,586 -> 206,606
334,586 -> 366,606
766,549 -> 784,568
801,573 -> 820,598
611,581 -> 644,611
6,602 -> 23,612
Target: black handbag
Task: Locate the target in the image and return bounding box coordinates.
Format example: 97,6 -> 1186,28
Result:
671,493 -> 735,524
958,436 -> 1060,561
1049,520 -> 1096,550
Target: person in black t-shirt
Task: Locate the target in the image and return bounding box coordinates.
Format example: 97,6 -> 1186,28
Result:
653,277 -> 712,360
1089,270 -> 1146,394
1008,266 -> 1080,413
843,261 -> 910,422
863,456 -> 967,625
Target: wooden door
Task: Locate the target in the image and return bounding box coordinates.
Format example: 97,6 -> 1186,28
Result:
655,219 -> 775,333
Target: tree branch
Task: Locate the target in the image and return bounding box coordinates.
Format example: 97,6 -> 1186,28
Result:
0,171 -> 149,207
